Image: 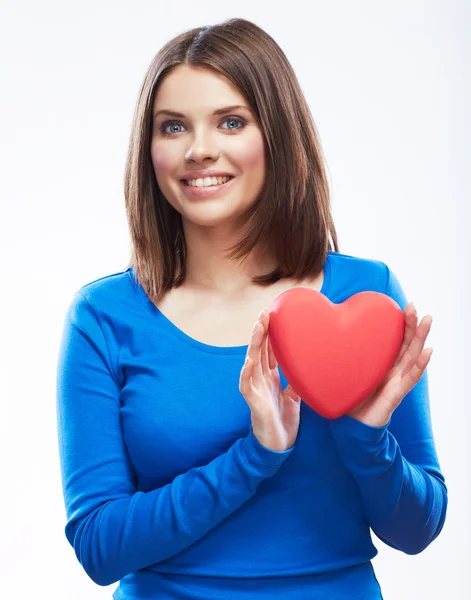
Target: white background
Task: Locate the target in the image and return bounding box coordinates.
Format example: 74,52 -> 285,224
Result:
1,1 -> 469,598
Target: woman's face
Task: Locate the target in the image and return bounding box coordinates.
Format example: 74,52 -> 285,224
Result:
151,65 -> 266,231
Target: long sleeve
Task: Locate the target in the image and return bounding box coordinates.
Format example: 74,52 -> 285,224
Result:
329,264 -> 448,555
56,291 -> 294,586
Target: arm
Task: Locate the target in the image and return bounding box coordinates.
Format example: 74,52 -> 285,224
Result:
56,292 -> 293,586
329,264 -> 448,554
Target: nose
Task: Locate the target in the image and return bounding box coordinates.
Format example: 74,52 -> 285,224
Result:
185,128 -> 220,163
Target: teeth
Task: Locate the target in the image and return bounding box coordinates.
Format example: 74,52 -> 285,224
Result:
186,176 -> 231,187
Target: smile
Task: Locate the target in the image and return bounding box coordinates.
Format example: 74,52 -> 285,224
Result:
180,176 -> 236,198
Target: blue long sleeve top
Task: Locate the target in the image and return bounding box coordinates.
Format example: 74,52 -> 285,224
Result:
56,250 -> 448,600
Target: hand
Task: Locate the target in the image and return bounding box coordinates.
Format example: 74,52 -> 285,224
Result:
347,302 -> 434,427
239,309 -> 302,452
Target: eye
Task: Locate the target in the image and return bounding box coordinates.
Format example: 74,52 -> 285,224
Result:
220,117 -> 246,131
160,121 -> 184,135
159,116 -> 247,136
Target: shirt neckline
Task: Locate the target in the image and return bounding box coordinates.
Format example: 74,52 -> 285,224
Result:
128,251 -> 332,355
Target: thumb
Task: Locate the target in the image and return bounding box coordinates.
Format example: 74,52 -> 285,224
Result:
283,384 -> 301,403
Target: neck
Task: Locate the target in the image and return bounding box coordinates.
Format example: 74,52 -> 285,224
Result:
182,222 -> 276,296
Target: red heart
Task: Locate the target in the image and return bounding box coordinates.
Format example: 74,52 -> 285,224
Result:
268,289 -> 405,419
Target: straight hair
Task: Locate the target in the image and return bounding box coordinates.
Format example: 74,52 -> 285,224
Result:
124,17 -> 339,302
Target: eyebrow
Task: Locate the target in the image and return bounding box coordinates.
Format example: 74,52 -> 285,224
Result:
154,105 -> 251,119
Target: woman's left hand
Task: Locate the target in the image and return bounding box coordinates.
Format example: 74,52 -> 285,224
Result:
347,303 -> 434,427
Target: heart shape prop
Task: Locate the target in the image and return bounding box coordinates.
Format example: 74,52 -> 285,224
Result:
268,289 -> 405,419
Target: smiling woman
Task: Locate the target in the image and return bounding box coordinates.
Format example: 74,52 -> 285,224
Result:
122,18 -> 338,303
56,15 -> 447,600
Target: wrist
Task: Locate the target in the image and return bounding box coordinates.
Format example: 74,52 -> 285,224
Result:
347,406 -> 391,428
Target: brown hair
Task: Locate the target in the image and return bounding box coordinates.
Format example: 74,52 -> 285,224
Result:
124,17 -> 339,302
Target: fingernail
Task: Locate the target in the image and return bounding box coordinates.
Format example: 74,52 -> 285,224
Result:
258,309 -> 265,319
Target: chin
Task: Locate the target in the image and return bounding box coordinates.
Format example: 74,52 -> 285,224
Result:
183,204 -> 250,228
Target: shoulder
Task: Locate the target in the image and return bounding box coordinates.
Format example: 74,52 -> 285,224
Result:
327,250 -> 406,307
76,267 -> 132,304
64,268 -> 134,325
327,250 -> 389,290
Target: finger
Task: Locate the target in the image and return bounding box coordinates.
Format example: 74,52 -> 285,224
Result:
239,356 -> 254,397
400,347 -> 433,396
395,303 -> 418,364
260,310 -> 270,374
283,383 -> 301,404
398,315 -> 433,376
267,333 -> 278,371
247,320 -> 263,385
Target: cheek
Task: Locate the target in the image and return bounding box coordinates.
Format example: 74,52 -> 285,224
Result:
151,142 -> 175,175
237,137 -> 265,193
150,143 -> 180,208
238,137 -> 265,170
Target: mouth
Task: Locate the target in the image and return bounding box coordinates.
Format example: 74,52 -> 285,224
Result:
180,176 -> 236,198
181,176 -> 235,186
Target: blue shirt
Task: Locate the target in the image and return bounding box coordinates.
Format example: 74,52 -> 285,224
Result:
56,250 -> 447,599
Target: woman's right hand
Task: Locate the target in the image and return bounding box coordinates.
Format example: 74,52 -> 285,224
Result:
239,309 -> 302,452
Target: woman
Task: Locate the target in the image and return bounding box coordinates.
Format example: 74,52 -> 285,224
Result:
56,17 -> 447,599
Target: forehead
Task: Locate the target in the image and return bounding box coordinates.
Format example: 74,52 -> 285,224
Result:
153,65 -> 247,114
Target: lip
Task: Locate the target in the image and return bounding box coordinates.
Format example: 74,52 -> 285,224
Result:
180,176 -> 236,198
181,169 -> 234,181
